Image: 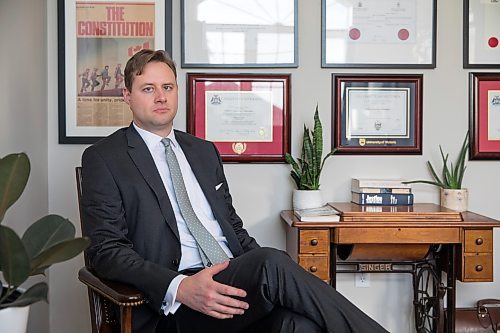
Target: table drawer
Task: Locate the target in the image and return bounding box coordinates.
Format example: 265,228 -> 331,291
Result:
464,229 -> 493,253
463,254 -> 493,282
298,255 -> 329,280
299,230 -> 329,254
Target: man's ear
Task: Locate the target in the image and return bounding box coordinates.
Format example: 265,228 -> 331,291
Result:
123,88 -> 131,105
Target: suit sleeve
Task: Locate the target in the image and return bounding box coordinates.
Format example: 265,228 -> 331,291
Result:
81,147 -> 178,311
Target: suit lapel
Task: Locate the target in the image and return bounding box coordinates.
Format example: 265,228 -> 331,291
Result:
175,132 -> 217,208
126,126 -> 180,241
176,132 -> 244,255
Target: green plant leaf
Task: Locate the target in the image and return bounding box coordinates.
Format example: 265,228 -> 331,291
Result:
22,215 -> 75,259
0,153 -> 30,223
30,238 -> 90,274
0,282 -> 48,308
0,225 -> 30,288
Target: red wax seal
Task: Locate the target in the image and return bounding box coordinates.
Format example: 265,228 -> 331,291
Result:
488,37 -> 499,48
398,29 -> 409,41
349,28 -> 361,40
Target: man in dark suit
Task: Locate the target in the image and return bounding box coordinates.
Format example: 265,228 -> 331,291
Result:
81,49 -> 388,333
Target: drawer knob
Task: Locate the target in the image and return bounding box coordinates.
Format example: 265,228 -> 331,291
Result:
309,266 -> 318,273
475,265 -> 483,272
475,238 -> 484,245
310,239 -> 319,246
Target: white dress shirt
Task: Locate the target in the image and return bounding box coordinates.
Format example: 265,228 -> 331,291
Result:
133,124 -> 234,314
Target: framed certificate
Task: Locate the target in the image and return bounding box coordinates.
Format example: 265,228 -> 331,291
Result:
469,73 -> 500,159
322,0 -> 436,68
187,73 -> 291,162
57,0 -> 172,144
463,0 -> 500,68
181,0 -> 298,68
332,74 -> 423,154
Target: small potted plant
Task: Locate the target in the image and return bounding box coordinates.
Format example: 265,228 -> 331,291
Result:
285,105 -> 336,210
0,153 -> 90,333
404,133 -> 469,211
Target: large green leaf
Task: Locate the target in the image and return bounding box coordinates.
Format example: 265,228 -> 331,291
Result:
22,215 -> 75,259
0,153 -> 30,223
0,282 -> 48,308
0,225 -> 30,287
30,238 -> 90,274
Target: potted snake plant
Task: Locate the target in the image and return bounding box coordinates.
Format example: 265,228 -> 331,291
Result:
285,105 -> 336,210
404,133 -> 469,211
0,152 -> 90,333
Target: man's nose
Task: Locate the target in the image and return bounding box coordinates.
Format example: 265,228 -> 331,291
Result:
155,89 -> 167,102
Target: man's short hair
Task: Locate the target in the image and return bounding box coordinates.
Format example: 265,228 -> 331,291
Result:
124,49 -> 177,91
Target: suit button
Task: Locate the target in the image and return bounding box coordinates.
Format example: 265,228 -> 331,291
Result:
172,259 -> 180,266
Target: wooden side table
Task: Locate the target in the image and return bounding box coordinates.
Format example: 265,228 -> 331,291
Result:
281,203 -> 500,333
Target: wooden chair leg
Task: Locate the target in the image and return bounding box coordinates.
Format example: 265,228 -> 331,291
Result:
121,306 -> 133,333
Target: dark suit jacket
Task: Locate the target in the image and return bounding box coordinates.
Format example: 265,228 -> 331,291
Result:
81,125 -> 259,332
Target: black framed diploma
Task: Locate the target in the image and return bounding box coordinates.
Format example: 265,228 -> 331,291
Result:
322,0 -> 436,68
332,74 -> 423,154
463,0 -> 500,68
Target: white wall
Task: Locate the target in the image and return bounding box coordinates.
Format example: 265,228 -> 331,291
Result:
42,0 -> 500,332
0,1 -> 49,332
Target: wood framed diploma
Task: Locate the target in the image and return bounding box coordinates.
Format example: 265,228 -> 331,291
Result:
57,0 -> 173,144
469,73 -> 500,159
181,0 -> 298,68
464,0 -> 500,68
322,0 -> 436,68
332,74 -> 423,154
187,73 -> 291,163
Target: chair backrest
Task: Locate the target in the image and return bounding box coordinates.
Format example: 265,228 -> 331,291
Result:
76,167 -> 120,333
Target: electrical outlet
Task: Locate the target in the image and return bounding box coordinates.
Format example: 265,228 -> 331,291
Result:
355,273 -> 371,288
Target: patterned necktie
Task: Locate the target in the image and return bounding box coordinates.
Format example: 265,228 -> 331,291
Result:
161,138 -> 229,267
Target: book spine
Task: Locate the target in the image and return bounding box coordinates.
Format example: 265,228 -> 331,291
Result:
352,193 -> 414,205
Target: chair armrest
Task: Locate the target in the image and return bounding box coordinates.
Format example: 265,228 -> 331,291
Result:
78,267 -> 145,307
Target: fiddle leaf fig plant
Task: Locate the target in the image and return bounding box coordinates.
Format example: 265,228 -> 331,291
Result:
285,105 -> 336,190
0,153 -> 90,308
404,133 -> 469,189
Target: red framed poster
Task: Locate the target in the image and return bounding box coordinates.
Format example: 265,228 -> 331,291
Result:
187,73 -> 291,163
469,72 -> 500,159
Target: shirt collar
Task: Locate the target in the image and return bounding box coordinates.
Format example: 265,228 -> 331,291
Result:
133,123 -> 179,150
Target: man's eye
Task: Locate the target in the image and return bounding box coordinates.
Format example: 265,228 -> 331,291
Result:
143,87 -> 153,93
163,85 -> 172,91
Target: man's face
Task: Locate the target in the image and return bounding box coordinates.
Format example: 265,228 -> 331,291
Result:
123,61 -> 178,137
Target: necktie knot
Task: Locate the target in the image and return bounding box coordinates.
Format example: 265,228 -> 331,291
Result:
161,138 -> 171,148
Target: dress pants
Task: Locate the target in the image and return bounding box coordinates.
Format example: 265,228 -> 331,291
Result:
169,247 -> 388,333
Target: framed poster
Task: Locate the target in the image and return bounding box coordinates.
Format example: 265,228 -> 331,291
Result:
181,0 -> 298,68
187,73 -> 291,163
332,74 -> 423,154
469,73 -> 500,159
57,0 -> 172,144
321,0 -> 436,68
463,0 -> 500,68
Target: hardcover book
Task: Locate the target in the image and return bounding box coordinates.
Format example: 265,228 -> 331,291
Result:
351,178 -> 411,190
351,192 -> 414,206
353,187 -> 411,194
294,205 -> 340,222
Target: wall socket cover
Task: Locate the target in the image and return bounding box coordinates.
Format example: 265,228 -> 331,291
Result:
355,273 -> 371,288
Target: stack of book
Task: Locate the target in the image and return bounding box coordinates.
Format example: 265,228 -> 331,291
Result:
351,178 -> 413,206
294,204 -> 340,222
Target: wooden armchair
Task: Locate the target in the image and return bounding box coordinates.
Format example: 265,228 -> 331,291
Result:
76,167 -> 145,333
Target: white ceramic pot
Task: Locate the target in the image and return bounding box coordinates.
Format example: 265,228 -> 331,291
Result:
0,306 -> 30,333
292,189 -> 323,210
440,188 -> 468,212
